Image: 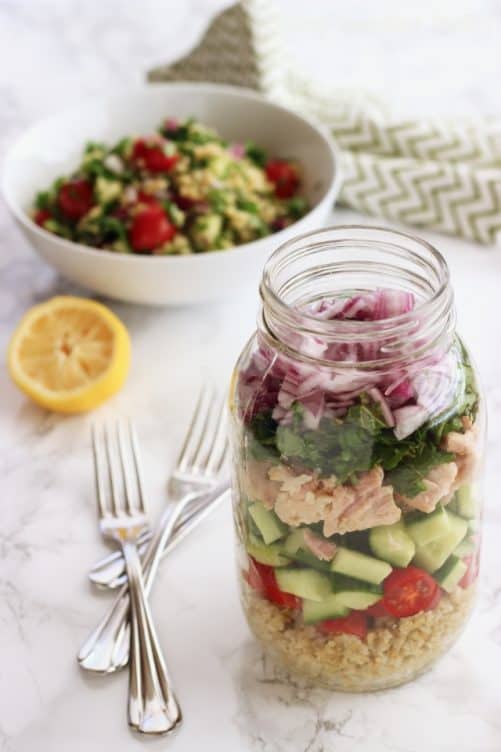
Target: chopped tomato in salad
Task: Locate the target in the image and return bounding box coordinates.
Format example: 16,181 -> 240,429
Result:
383,566 -> 440,618
34,209 -> 52,227
132,138 -> 179,174
245,558 -> 301,610
129,205 -> 177,252
58,179 -> 94,220
317,612 -> 368,640
32,117 -> 308,255
265,159 -> 300,199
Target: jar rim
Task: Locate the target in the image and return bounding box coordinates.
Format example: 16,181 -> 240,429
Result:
259,224 -> 455,369
261,224 -> 450,335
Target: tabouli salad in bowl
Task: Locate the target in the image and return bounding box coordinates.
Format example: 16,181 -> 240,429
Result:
31,117 -> 308,255
230,273 -> 483,691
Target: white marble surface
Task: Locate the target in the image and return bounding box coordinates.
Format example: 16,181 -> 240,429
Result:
1,1 -> 501,750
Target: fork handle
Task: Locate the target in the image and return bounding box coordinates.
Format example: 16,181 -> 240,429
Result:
78,491 -> 203,674
89,486 -> 228,589
122,540 -> 182,735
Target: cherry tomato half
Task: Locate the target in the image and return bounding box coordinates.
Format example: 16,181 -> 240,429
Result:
365,600 -> 390,618
246,558 -> 301,610
58,179 -> 93,220
34,209 -> 52,227
132,138 -> 179,173
129,205 -> 176,252
265,159 -> 300,199
383,566 -> 439,618
317,611 -> 368,640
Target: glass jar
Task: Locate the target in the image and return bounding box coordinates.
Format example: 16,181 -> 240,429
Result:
229,226 -> 484,692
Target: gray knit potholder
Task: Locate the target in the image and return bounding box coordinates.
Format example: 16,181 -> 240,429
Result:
149,0 -> 501,245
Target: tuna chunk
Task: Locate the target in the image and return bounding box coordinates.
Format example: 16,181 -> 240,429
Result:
442,421 -> 479,487
243,459 -> 282,510
323,467 -> 400,536
396,462 -> 458,513
271,464 -> 401,536
303,529 -> 337,561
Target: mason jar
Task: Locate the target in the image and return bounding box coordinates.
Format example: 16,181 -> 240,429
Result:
229,226 -> 484,692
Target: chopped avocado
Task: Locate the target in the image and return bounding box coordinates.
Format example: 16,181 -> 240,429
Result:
248,502 -> 287,545
330,547 -> 392,585
405,505 -> 451,546
95,176 -> 122,205
303,594 -> 350,624
434,555 -> 467,593
369,521 -> 416,567
190,214 -> 223,251
454,537 -> 476,558
274,568 -> 332,602
455,484 -> 478,519
332,574 -> 383,609
246,540 -> 290,567
413,510 -> 468,572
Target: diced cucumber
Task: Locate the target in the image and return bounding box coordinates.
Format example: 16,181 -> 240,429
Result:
330,547 -> 392,585
413,511 -> 468,573
246,540 -> 290,567
248,502 -> 287,544
454,537 -> 476,558
468,519 -> 480,534
95,176 -> 122,204
274,568 -> 332,602
331,573 -> 383,609
434,555 -> 467,593
405,506 -> 450,546
455,485 -> 478,520
369,521 -> 416,567
337,591 -> 382,610
284,529 -> 306,555
302,594 -> 350,624
290,549 -> 331,572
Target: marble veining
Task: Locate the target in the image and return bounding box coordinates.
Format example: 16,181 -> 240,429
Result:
1,1 -> 500,750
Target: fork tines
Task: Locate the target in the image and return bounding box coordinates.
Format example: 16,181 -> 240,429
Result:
92,420 -> 146,520
174,386 -> 227,482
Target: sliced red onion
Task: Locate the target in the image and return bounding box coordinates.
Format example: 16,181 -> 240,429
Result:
368,387 -> 395,427
393,405 -> 429,440
164,117 -> 179,132
385,378 -> 415,407
229,143 -> 245,159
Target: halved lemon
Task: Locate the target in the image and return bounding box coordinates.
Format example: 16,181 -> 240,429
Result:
7,296 -> 130,413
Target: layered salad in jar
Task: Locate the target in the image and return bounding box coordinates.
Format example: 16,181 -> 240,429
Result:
231,288 -> 482,691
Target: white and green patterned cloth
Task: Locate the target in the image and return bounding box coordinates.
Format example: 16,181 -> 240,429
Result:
149,0 -> 501,245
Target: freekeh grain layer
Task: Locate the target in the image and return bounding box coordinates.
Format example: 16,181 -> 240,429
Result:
242,582 -> 476,691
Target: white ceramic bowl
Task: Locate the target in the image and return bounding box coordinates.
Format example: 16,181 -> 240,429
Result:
3,83 -> 341,305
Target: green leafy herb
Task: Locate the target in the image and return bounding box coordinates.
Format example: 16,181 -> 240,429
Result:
35,191 -> 51,210
386,444 -> 455,497
245,141 -> 267,167
287,197 -> 308,218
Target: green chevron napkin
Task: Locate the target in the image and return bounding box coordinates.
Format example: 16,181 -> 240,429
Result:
149,0 -> 501,245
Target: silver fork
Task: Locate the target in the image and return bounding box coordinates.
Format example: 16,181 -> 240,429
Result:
78,387 -> 227,675
91,422 -> 181,735
88,486 -> 229,589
